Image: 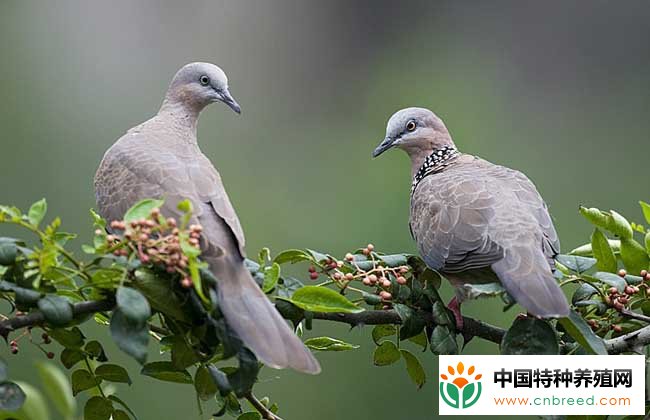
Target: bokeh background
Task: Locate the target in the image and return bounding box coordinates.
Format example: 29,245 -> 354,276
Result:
1,1 -> 649,419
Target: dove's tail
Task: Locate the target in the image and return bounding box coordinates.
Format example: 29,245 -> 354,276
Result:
492,246 -> 570,318
213,256 -> 321,374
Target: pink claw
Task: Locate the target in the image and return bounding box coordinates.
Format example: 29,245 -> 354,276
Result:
447,296 -> 464,330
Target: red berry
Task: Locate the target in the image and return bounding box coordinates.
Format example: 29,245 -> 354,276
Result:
381,279 -> 391,288
309,272 -> 319,280
368,274 -> 378,283
345,273 -> 354,281
618,296 -> 628,304
9,340 -> 17,347
367,244 -> 375,252
345,253 -> 354,262
379,291 -> 392,300
618,269 -> 627,277
396,276 -> 407,285
612,325 -> 623,333
308,266 -> 316,273
608,287 -> 618,295
362,248 -> 370,256
641,270 -> 648,278
46,352 -> 55,359
10,347 -> 18,354
625,286 -> 635,295
41,332 -> 48,340
362,277 -> 371,286
181,277 -> 193,288
333,272 -> 342,280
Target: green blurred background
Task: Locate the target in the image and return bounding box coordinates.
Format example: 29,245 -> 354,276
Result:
1,1 -> 648,419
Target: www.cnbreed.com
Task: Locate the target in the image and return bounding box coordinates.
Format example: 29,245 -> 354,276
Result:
439,355 -> 644,416
494,395 -> 631,407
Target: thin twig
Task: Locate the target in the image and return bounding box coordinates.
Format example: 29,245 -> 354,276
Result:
244,392 -> 283,420
312,309 -> 507,344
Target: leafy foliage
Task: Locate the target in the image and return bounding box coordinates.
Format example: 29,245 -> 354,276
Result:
1,198 -> 650,419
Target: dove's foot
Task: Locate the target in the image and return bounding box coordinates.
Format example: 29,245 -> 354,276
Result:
447,296 -> 464,330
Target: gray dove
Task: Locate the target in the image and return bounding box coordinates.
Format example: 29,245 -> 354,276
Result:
372,107 -> 569,325
95,62 -> 320,374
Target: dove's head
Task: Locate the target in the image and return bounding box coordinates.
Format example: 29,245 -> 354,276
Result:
372,107 -> 455,159
164,62 -> 241,114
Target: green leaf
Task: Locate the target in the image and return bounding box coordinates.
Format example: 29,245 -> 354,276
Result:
35,362 -> 75,418
262,262 -> 280,293
281,286 -> 363,313
3,381 -> 48,420
393,303 -> 426,340
91,268 -> 123,288
107,395 -> 138,420
646,232 -> 650,255
620,238 -> 649,275
85,340 -> 108,362
238,413 -> 262,420
124,199 -> 164,223
0,241 -> 18,266
226,348 -> 260,397
430,325 -> 458,355
133,268 -> 188,322
461,282 -> 505,299
60,348 -> 85,369
273,249 -> 313,265
140,361 -> 193,384
371,325 -> 396,345
640,201 -> 650,225
116,286 -> 151,324
95,364 -> 131,385
378,254 -> 408,267
304,337 -> 359,351
177,199 -> 192,213
501,317 -> 558,355
112,409 -> 131,420
555,254 -> 597,273
572,283 -> 598,305
169,336 -> 199,370
207,365 -> 232,396
84,396 -> 113,420
400,349 -> 426,388
570,240 -> 621,257
593,271 -> 626,292
591,229 -> 617,273
37,295 -> 73,327
579,206 -> 633,239
71,369 -> 99,396
0,382 -> 25,411
194,365 -> 217,401
373,341 -> 400,366
0,360 -> 6,383
558,311 -> 607,355
27,199 -> 47,227
49,327 -> 85,349
408,330 -> 428,351
110,309 -> 149,365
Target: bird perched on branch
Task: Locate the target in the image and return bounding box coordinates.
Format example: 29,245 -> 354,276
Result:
94,62 -> 320,374
372,107 -> 569,327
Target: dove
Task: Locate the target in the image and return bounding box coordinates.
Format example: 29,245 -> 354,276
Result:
372,107 -> 569,326
94,62 -> 320,374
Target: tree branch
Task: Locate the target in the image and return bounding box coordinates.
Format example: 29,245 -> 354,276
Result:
312,309 -> 506,344
605,323 -> 650,354
2,298 -> 643,355
0,298 -> 114,339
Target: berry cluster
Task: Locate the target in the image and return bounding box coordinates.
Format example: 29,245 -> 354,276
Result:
307,244 -> 411,307
101,208 -> 203,289
8,325 -> 54,359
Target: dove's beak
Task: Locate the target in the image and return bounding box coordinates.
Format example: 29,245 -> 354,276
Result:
372,136 -> 396,158
220,89 -> 242,114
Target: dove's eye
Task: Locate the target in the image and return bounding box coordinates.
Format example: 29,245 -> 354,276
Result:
199,75 -> 210,86
406,120 -> 417,132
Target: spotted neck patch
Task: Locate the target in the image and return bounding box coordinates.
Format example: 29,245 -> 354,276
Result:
411,146 -> 460,195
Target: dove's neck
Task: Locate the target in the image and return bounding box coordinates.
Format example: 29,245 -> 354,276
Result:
156,99 -> 204,142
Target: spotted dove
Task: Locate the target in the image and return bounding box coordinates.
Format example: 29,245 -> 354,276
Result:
372,107 -> 569,319
94,62 -> 320,374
